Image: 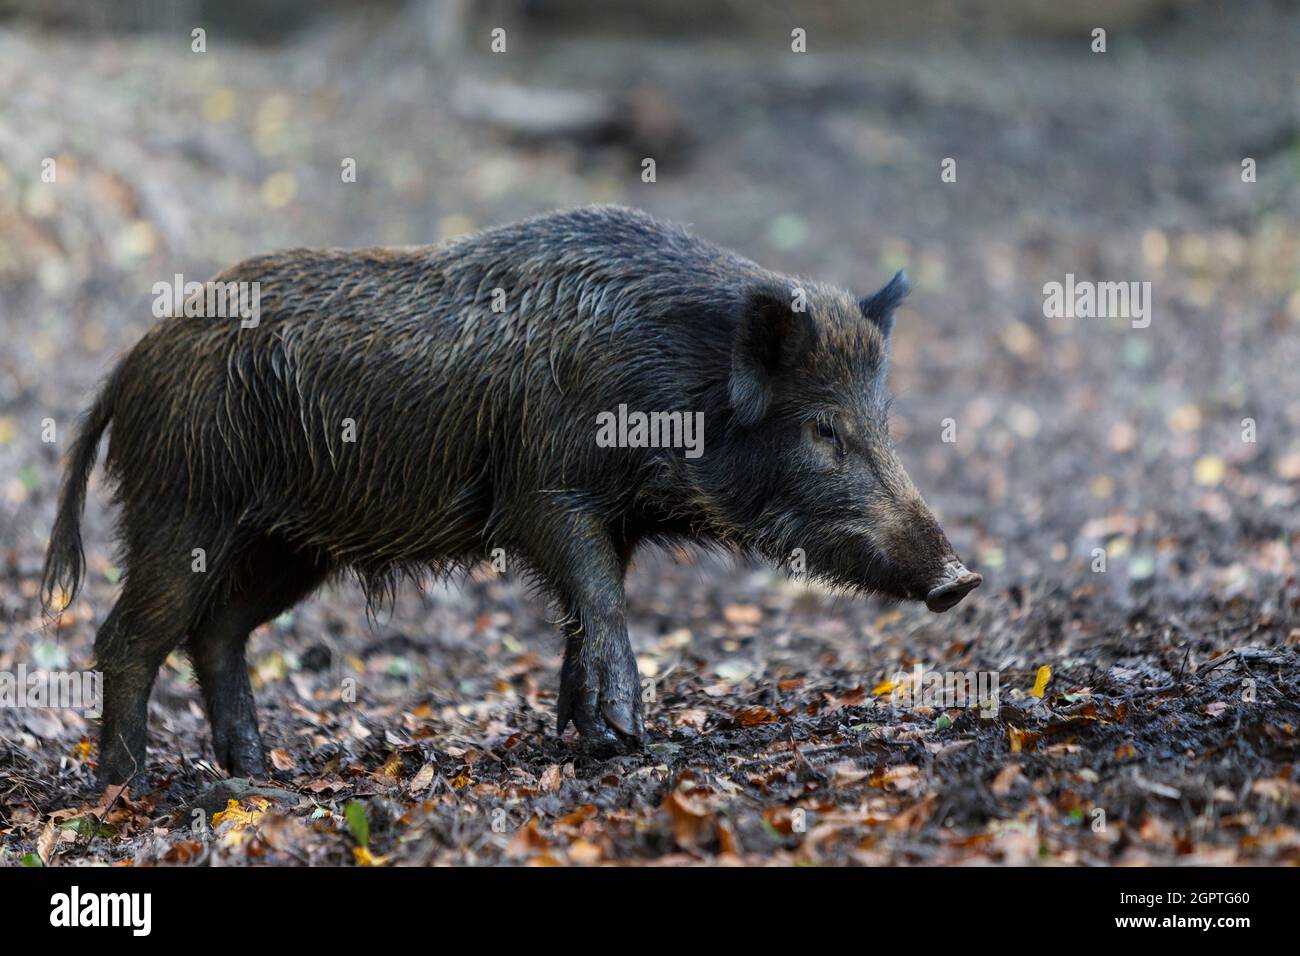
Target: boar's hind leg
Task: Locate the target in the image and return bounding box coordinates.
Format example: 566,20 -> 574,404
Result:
188,536 -> 329,778
94,553 -> 205,787
540,515 -> 644,745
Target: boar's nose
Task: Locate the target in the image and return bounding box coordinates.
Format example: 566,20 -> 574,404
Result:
925,563 -> 982,613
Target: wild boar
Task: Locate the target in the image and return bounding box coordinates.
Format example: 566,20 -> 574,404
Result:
42,205 -> 980,785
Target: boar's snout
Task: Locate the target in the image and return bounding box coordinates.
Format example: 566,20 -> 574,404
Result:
924,561 -> 982,613
864,486 -> 980,611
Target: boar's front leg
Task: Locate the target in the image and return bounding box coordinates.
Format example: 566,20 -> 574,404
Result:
536,514 -> 644,745
557,596 -> 644,744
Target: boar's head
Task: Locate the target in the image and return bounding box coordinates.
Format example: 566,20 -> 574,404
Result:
716,270 -> 980,612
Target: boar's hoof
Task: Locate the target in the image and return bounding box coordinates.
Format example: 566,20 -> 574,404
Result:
558,655 -> 645,747
224,749 -> 269,780
213,730 -> 268,780
925,566 -> 982,613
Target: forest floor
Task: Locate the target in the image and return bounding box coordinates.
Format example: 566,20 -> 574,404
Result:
1,3 -> 1299,865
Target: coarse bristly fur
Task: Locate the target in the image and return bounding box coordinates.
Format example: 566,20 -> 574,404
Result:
41,204 -> 977,785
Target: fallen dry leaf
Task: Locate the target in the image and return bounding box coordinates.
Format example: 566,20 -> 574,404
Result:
991,764 -> 1023,796
663,787 -> 715,849
723,604 -> 762,625
270,748 -> 297,771
1031,665 -> 1052,698
408,763 -> 436,795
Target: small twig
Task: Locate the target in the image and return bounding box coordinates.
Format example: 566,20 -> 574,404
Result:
1122,682 -> 1180,699
1198,651 -> 1242,676
1116,647 -> 1288,701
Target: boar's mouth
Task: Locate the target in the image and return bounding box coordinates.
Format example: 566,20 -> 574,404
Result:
923,562 -> 982,613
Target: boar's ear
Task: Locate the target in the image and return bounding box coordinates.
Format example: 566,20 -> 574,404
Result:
730,283 -> 814,427
859,270 -> 910,340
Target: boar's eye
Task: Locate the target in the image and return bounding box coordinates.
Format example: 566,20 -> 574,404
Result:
815,419 -> 846,459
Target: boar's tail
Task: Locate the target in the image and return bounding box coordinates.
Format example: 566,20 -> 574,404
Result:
41,368 -> 120,616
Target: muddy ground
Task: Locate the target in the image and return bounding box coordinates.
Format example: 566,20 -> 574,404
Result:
1,3 -> 1299,865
